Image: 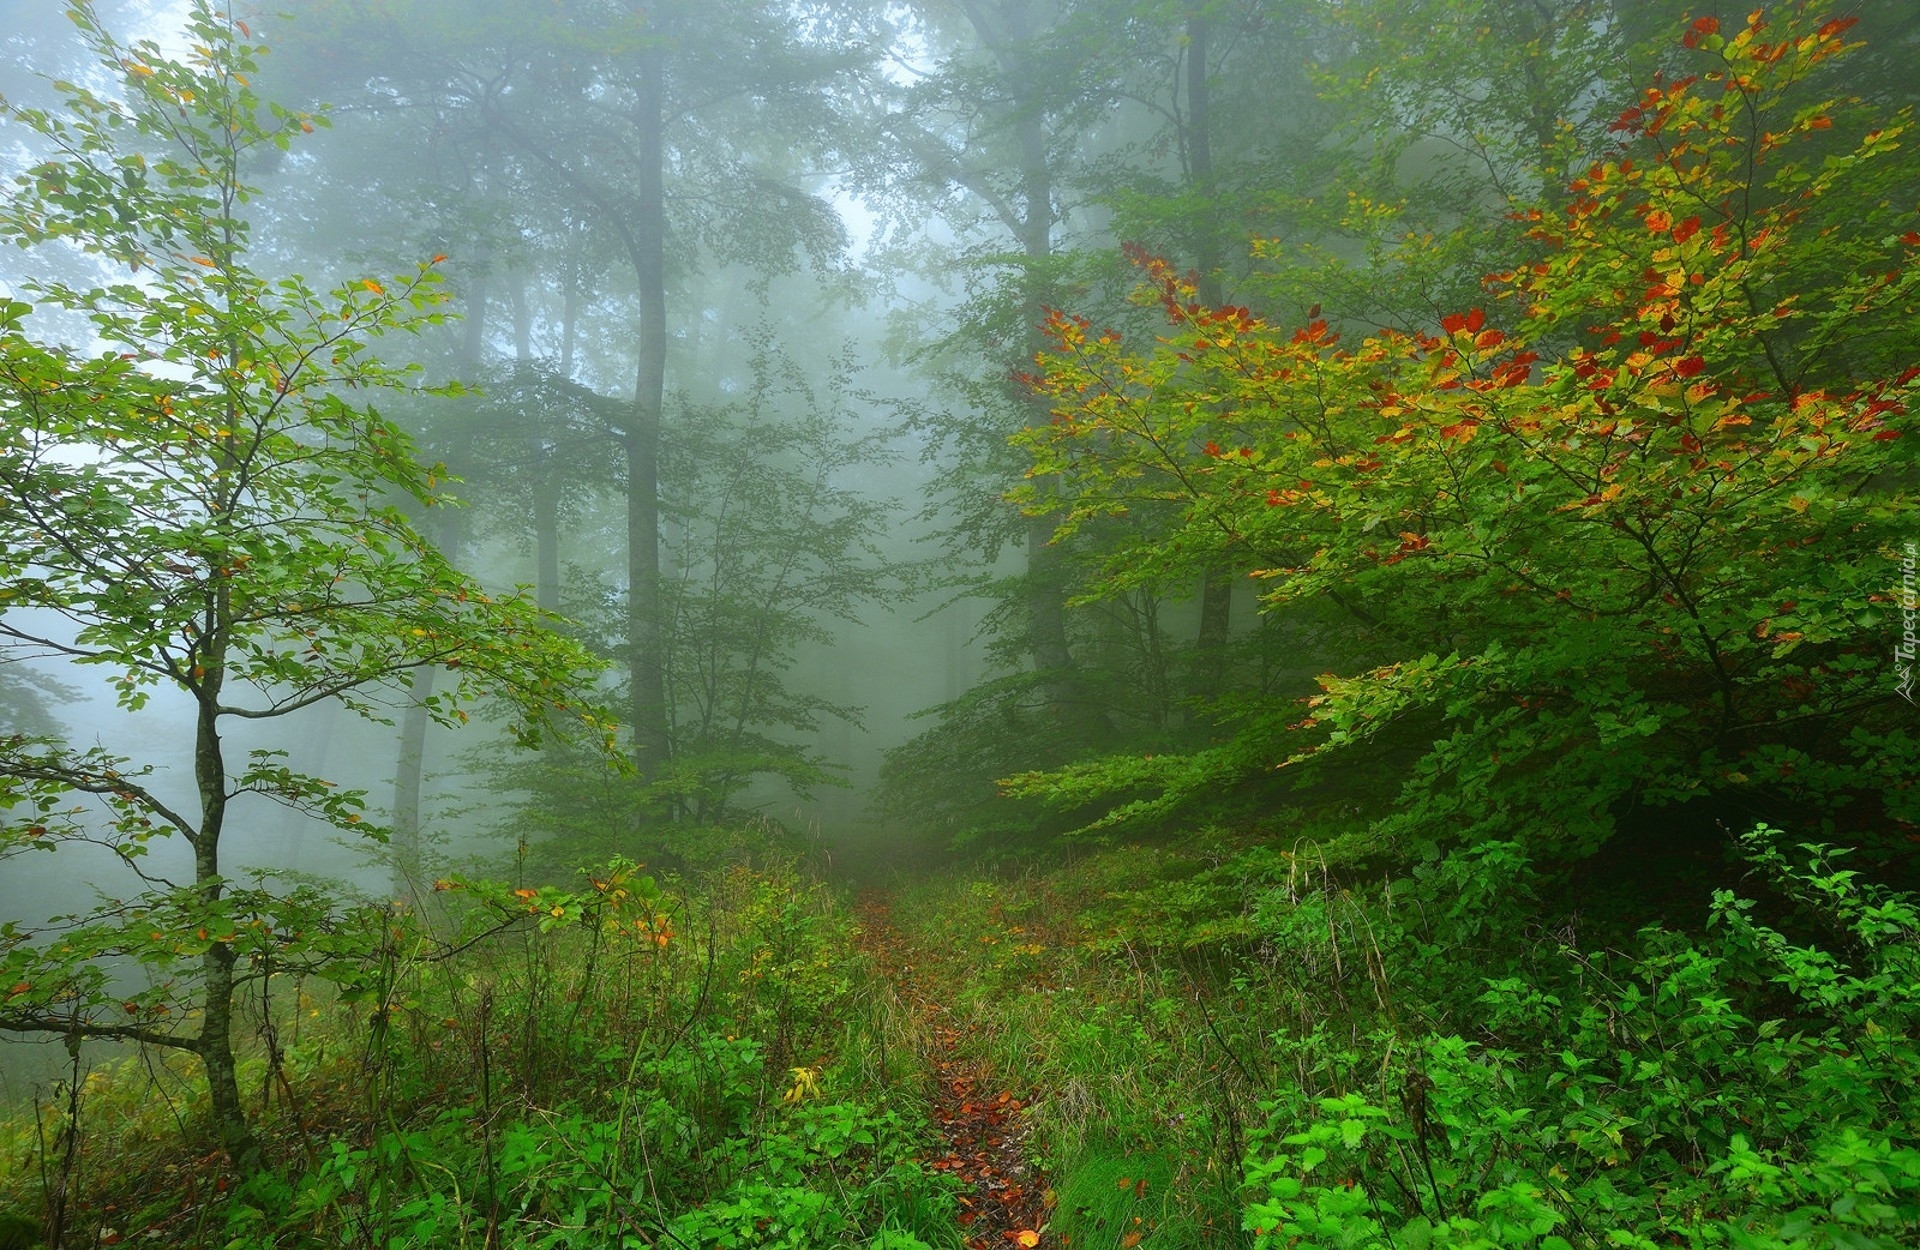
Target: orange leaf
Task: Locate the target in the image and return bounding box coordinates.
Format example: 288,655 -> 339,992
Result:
1122,1236 -> 1141,1249
190,256 -> 217,267
1017,1234 -> 1041,1249
363,279 -> 384,295
1692,15 -> 1719,35
1646,209 -> 1672,234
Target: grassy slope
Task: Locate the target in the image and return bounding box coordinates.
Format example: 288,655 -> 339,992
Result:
3,826 -> 1917,1249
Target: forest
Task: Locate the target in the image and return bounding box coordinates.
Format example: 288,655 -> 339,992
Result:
0,0 -> 1915,1246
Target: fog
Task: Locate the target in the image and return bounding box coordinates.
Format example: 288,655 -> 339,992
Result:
5,0 -> 1919,1111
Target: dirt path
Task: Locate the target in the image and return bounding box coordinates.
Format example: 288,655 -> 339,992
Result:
855,894 -> 1052,1249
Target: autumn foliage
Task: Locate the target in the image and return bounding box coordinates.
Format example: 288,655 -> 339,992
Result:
1011,9 -> 1917,859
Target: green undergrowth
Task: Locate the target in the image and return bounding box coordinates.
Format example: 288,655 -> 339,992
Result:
0,846 -> 961,1249
888,825 -> 1920,1249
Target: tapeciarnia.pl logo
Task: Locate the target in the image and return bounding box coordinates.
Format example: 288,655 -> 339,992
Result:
1898,539 -> 1917,703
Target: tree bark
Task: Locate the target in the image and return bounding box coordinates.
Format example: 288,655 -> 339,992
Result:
391,507 -> 464,890
192,588 -> 258,1164
391,262 -> 487,888
987,0 -> 1100,738
1187,11 -> 1234,700
533,482 -> 562,615
626,49 -> 672,786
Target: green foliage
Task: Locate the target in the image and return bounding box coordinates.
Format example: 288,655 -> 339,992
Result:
1241,826 -> 1920,1249
0,0 -> 607,1159
1012,7 -> 1919,864
0,848 -> 958,1248
470,334 -> 897,833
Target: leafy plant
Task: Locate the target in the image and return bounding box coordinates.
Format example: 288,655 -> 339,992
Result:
1242,826 -> 1920,1249
1011,7 -> 1918,865
0,1 -> 606,1162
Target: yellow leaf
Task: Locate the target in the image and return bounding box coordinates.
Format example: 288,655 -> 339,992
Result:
1016,1233 -> 1040,1248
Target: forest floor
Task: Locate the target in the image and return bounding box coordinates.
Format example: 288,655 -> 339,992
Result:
855,892 -> 1053,1249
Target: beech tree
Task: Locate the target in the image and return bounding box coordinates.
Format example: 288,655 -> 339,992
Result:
1010,10 -> 1919,860
0,3 -> 605,1162
282,0 -> 880,792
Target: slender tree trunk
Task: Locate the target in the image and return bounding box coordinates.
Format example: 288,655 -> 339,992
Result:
997,3 -> 1100,739
461,263 -> 490,367
508,268 -> 564,614
627,50 -> 672,785
391,508 -> 464,889
192,607 -> 257,1164
391,263 -> 487,888
560,248 -> 580,381
1187,12 -> 1234,700
533,483 -> 561,614
509,266 -> 533,362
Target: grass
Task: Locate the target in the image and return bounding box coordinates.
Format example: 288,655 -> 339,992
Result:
0,846 -> 962,1249
6,823 -> 1918,1249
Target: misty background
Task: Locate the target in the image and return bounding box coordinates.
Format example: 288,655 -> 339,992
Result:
4,0 -> 1917,1098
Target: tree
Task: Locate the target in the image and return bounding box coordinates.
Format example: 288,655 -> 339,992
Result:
0,2 -> 606,1162
476,327 -> 897,845
868,0 -> 1118,732
1011,9 -> 1919,868
282,0 -> 881,794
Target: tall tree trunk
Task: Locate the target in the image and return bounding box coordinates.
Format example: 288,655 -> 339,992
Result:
626,50 -> 672,786
391,508 -> 464,890
994,0 -> 1099,739
1187,12 -> 1234,700
461,262 -> 490,367
533,483 -> 561,614
391,264 -> 487,890
560,246 -> 581,380
509,265 -> 533,362
511,267 -> 563,614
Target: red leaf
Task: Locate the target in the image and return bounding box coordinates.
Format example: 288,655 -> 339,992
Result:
1692,16 -> 1719,35
1440,312 -> 1469,334
1465,308 -> 1486,333
1818,17 -> 1858,38
1672,216 -> 1701,244
1872,430 -> 1903,441
1675,356 -> 1707,378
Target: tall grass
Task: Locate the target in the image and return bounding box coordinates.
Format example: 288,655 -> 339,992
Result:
0,844 -> 960,1249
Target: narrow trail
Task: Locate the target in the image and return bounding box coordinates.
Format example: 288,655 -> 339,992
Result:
855,894 -> 1053,1250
